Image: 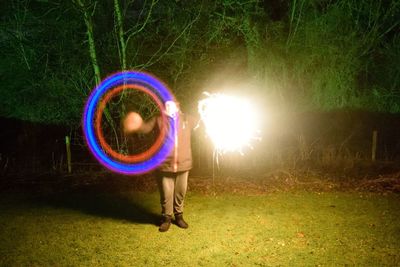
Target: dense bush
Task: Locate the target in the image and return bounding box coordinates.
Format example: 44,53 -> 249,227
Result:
1,0 -> 399,126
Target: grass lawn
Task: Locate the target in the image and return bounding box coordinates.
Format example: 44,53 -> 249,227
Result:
0,189 -> 399,266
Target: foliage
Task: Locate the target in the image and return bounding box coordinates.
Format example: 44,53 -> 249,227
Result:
0,1 -> 91,124
258,0 -> 400,111
1,0 -> 400,125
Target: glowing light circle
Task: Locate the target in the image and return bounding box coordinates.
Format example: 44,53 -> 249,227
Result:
95,84 -> 167,163
82,71 -> 176,175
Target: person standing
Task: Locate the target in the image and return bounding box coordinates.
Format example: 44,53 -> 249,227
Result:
123,101 -> 197,232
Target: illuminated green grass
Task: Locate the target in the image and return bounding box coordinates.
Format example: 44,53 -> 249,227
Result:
0,191 -> 399,266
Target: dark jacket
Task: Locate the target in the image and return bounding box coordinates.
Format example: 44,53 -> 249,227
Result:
158,112 -> 197,173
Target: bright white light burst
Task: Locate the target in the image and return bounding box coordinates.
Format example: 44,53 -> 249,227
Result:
198,92 -> 260,153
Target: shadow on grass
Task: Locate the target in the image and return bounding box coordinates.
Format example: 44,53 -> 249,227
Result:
38,191 -> 160,225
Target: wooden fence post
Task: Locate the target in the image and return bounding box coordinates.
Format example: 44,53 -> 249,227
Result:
65,136 -> 72,173
371,130 -> 378,162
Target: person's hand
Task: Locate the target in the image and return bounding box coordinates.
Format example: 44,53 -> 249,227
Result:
123,112 -> 143,133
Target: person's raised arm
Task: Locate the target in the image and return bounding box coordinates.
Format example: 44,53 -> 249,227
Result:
140,116 -> 157,134
123,112 -> 157,134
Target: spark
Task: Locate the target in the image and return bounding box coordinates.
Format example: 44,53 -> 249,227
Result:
198,92 -> 260,154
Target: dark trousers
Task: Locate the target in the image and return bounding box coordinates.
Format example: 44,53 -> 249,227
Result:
156,171 -> 189,216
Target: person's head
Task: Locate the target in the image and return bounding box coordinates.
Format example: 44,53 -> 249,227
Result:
165,100 -> 180,117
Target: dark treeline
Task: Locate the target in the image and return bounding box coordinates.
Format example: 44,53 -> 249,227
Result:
1,0 -> 399,126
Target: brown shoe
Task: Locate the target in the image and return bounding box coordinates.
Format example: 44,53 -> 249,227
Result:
159,215 -> 172,232
175,213 -> 189,229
